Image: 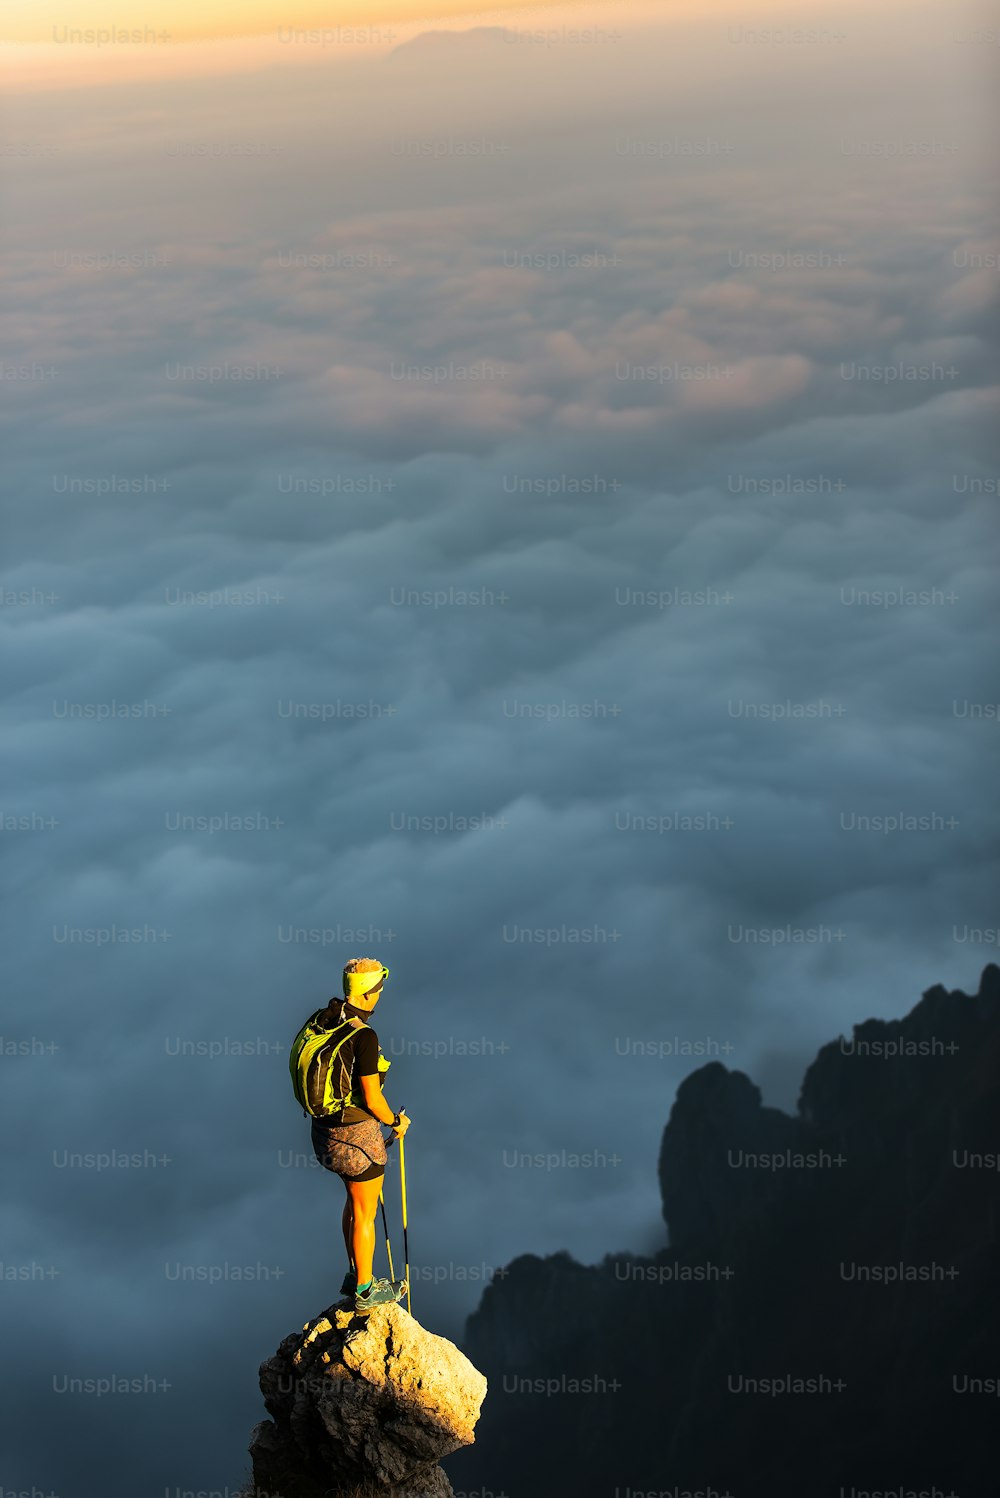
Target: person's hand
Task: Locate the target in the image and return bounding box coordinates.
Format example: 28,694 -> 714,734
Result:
392,1109 -> 410,1139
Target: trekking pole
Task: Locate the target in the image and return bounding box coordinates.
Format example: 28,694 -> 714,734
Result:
399,1127 -> 411,1314
378,1184 -> 395,1282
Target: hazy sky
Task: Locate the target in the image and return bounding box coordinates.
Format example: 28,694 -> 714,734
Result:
2,0 -> 831,46
1,2 -> 998,1494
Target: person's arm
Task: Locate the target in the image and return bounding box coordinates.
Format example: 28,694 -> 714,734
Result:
355,1029 -> 409,1132
359,1072 -> 405,1129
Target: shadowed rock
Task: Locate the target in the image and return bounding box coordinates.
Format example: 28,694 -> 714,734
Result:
451,964 -> 1000,1498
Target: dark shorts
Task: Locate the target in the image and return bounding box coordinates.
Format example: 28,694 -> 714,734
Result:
311,1114 -> 387,1183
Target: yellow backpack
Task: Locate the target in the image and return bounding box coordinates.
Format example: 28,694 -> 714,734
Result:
290,1009 -> 390,1118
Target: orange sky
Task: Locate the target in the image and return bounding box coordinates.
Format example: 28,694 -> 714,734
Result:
10,0 -> 630,44
1,0 -> 868,44
0,0 -> 891,89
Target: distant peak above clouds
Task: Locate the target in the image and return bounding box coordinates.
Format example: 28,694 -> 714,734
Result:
385,27 -> 533,60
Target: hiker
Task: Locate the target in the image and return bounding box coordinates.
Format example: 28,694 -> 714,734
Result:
290,957 -> 410,1312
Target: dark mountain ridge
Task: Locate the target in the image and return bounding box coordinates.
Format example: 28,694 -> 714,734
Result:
448,965 -> 1000,1497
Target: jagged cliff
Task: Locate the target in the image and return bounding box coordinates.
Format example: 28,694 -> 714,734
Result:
448,965 -> 1000,1498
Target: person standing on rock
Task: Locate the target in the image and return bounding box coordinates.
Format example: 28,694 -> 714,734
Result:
291,957 -> 411,1313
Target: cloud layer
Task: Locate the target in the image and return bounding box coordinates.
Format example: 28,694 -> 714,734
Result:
1,6 -> 998,1494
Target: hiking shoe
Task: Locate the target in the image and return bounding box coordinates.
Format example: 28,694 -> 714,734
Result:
339,1271 -> 356,1296
353,1277 -> 406,1313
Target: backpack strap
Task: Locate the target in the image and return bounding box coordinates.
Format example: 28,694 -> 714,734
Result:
316,1019 -> 369,1117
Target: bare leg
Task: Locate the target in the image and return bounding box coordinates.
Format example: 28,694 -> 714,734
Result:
341,1185 -> 354,1275
345,1174 -> 384,1286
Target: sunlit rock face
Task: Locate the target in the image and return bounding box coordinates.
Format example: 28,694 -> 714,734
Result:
246,1299 -> 487,1498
